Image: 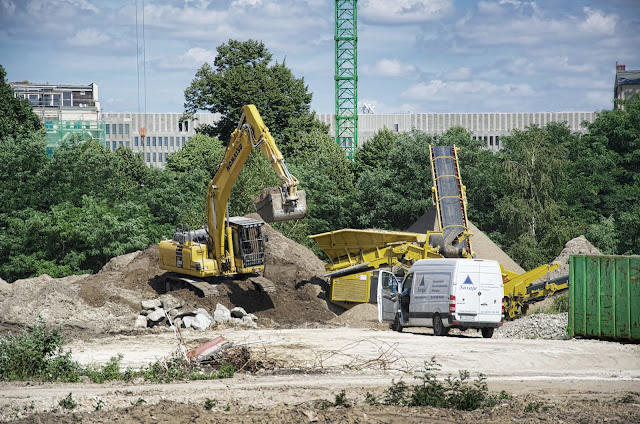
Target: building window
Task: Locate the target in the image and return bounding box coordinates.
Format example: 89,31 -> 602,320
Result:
147,136 -> 150,146
147,152 -> 150,162
495,136 -> 500,148
125,124 -> 130,135
105,124 -> 110,135
134,136 -> 139,146
112,124 -> 117,135
112,141 -> 117,151
153,152 -> 156,162
126,141 -> 130,148
118,124 -> 123,135
118,141 -> 123,148
185,121 -> 189,132
393,123 -> 399,132
152,136 -> 156,146
164,137 -> 168,146
170,136 -> 174,146
178,122 -> 182,131
182,137 -> 186,146
164,153 -> 168,162
489,136 -> 494,146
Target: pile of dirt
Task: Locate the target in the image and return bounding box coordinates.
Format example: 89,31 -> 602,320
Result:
329,303 -> 387,328
551,235 -> 601,276
0,217 -> 336,336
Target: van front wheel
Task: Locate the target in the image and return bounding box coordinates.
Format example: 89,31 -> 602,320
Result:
481,327 -> 494,338
392,314 -> 403,332
433,314 -> 447,336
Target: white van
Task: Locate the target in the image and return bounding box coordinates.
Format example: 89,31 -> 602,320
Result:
377,259 -> 504,338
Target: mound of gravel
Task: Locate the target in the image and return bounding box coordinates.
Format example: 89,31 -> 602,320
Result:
551,235 -> 601,276
495,313 -> 569,339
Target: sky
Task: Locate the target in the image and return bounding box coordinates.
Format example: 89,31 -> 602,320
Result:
1,0 -> 639,115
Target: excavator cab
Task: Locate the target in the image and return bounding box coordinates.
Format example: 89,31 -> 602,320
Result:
252,186 -> 307,223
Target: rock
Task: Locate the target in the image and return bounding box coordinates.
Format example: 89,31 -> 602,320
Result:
213,304 -> 231,323
230,307 -> 248,318
241,315 -> 258,328
247,313 -> 258,321
134,314 -> 148,328
192,313 -> 212,331
173,317 -> 183,328
231,317 -> 242,325
141,299 -> 162,310
160,294 -> 183,311
147,308 -> 166,323
196,308 -> 213,321
183,316 -> 194,329
168,308 -> 179,318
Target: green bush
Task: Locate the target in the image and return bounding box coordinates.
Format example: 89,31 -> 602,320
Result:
0,318 -> 80,382
383,356 -> 503,411
59,393 -> 77,410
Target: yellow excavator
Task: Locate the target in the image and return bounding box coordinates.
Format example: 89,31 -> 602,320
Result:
158,104 -> 307,296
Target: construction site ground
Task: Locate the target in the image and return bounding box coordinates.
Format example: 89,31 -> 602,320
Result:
0,220 -> 638,422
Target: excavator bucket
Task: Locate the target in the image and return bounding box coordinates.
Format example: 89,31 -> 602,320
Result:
252,187 -> 307,223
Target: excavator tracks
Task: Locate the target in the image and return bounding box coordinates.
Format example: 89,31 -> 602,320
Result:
162,272 -> 276,297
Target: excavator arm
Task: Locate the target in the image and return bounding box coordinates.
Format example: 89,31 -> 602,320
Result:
205,104 -> 306,271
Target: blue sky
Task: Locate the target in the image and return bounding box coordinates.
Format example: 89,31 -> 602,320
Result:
1,0 -> 639,114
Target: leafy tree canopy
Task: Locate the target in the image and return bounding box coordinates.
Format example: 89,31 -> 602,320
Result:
0,65 -> 41,140
184,39 -> 319,149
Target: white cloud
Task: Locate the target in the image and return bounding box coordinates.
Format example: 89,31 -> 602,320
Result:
402,79 -> 534,102
360,0 -> 454,25
580,7 -> 617,35
362,59 -> 417,77
155,47 -> 217,70
67,28 -> 110,47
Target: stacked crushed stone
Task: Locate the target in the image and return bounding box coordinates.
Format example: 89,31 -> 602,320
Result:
495,313 -> 569,339
136,295 -> 258,331
551,235 -> 601,276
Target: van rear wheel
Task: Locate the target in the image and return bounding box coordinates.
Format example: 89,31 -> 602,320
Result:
481,327 -> 494,338
391,314 -> 403,332
433,314 -> 447,336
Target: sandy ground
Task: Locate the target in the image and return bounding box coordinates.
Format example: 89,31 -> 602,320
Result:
1,326 -> 639,423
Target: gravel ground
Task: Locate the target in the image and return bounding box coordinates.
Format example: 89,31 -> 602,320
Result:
495,312 -> 569,339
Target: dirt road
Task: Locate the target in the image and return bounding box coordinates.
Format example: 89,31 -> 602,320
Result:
1,327 -> 639,422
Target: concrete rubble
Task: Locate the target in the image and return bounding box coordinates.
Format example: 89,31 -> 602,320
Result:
135,295 -> 258,331
495,312 -> 569,340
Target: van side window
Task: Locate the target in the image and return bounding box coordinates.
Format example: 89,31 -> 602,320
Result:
402,273 -> 414,294
381,272 -> 398,293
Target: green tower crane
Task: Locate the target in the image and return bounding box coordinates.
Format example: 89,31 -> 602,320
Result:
335,0 -> 358,161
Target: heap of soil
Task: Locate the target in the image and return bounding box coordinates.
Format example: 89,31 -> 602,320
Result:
551,235 -> 601,275
0,217 -> 336,336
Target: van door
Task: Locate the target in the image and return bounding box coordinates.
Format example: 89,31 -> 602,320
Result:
377,270 -> 400,323
410,273 -> 430,326
455,261 -> 481,323
426,272 -> 452,323
477,261 -> 503,323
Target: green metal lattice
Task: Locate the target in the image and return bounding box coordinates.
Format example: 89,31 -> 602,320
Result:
335,0 -> 358,161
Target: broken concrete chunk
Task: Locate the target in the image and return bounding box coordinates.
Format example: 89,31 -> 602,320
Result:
230,306 -> 248,318
134,314 -> 148,328
183,316 -> 194,329
196,307 -> 213,321
241,315 -> 258,328
213,304 -> 231,323
160,294 -> 183,311
141,299 -> 162,310
147,308 -> 166,322
192,313 -> 212,331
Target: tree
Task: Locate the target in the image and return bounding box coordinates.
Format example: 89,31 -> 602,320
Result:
183,39 -> 316,148
355,127 -> 396,176
355,130 -> 433,230
496,123 -> 578,267
0,65 -> 41,140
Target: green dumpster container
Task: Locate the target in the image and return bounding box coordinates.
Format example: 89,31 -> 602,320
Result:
569,255 -> 640,341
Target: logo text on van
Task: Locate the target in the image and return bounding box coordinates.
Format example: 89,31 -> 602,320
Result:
460,275 -> 476,291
